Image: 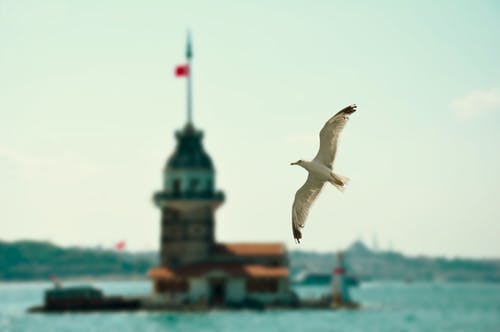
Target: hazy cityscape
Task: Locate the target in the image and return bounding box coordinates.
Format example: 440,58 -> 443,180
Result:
2,240 -> 499,283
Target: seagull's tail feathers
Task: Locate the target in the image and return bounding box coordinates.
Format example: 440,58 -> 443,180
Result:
330,173 -> 350,192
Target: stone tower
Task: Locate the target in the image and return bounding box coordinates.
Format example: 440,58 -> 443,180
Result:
153,33 -> 224,268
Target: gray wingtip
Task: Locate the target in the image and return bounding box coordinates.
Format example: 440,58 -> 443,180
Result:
335,104 -> 357,116
293,224 -> 302,244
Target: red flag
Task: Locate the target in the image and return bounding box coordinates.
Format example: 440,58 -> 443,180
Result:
115,241 -> 126,250
175,64 -> 189,77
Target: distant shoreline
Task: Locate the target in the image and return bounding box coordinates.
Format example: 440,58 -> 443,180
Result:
0,275 -> 149,283
2,239 -> 499,283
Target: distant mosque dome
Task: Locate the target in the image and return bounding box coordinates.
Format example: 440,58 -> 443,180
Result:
166,124 -> 214,171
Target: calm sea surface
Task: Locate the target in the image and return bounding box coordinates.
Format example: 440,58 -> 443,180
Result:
1,281 -> 499,332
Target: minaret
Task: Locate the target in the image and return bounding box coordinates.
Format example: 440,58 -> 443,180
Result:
153,34 -> 224,267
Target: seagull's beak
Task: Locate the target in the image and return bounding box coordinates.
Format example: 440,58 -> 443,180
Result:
290,162 -> 297,165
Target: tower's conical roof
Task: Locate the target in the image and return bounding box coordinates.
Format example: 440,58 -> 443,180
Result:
166,124 -> 214,170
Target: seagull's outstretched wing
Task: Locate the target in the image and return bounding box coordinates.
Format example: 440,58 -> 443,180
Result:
313,104 -> 357,168
292,174 -> 325,243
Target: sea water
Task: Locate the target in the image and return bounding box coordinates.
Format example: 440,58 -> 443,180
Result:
0,281 -> 499,332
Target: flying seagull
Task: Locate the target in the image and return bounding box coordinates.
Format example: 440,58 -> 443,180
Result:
291,104 -> 357,243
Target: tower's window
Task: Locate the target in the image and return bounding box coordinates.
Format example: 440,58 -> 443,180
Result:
188,225 -> 206,237
246,278 -> 278,293
156,279 -> 189,293
165,225 -> 183,237
173,179 -> 181,194
190,178 -> 200,192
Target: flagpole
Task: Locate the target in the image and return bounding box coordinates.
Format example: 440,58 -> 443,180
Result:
186,31 -> 193,126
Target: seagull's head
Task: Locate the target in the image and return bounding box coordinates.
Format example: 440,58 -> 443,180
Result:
290,159 -> 305,166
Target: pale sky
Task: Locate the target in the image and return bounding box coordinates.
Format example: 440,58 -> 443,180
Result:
1,1 -> 499,258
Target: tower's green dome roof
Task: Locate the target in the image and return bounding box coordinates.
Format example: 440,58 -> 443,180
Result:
166,124 -> 214,170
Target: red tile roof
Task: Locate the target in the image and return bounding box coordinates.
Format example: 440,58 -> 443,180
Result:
148,263 -> 288,280
214,243 -> 285,256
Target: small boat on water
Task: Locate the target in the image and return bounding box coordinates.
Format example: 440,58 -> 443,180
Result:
292,271 -> 360,287
28,285 -> 141,312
